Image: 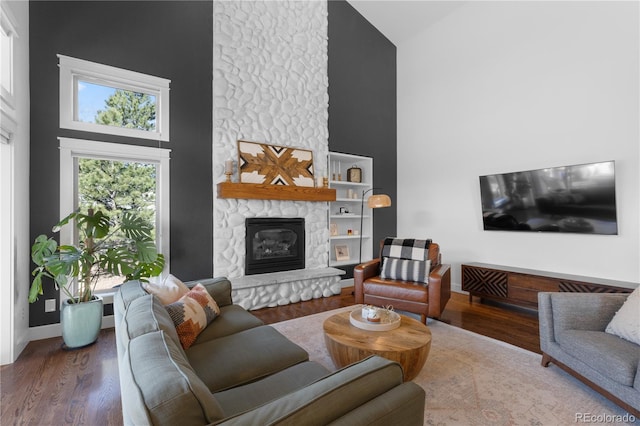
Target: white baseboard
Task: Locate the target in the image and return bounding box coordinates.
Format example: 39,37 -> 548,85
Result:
29,315 -> 115,342
340,278 -> 354,288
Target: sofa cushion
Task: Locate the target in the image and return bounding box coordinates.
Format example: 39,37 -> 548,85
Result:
380,258 -> 431,284
113,280 -> 148,317
213,361 -> 330,417
187,325 -> 309,392
220,356 -> 405,425
185,277 -> 234,307
120,294 -> 184,357
381,238 -> 431,261
127,331 -> 224,425
142,273 -> 190,305
166,284 -> 220,349
363,277 -> 429,303
557,329 -> 640,386
605,286 -> 640,345
191,304 -> 264,345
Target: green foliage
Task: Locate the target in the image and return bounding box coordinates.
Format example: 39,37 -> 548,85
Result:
29,209 -> 164,304
77,159 -> 156,236
95,89 -> 156,131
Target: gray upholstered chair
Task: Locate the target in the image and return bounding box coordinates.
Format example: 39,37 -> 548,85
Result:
538,292 -> 639,416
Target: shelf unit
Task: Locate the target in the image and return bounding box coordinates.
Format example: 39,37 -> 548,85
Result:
217,182 -> 335,201
328,152 -> 373,273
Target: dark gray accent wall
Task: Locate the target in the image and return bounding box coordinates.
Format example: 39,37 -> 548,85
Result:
29,1 -> 213,326
328,0 -> 397,261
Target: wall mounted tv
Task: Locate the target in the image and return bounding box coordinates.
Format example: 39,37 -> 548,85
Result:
479,161 -> 618,235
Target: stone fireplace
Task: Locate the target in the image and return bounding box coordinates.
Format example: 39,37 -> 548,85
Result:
245,218 -> 305,275
213,1 -> 342,310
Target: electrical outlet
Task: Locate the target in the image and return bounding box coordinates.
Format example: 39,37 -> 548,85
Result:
45,299 -> 56,313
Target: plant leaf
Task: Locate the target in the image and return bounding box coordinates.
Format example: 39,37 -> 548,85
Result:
121,211 -> 153,241
76,210 -> 111,239
99,248 -> 135,277
135,240 -> 158,263
31,235 -> 57,266
128,253 -> 165,281
52,210 -> 80,233
29,272 -> 44,303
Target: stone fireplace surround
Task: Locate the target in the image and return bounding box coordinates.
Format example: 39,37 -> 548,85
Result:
213,1 -> 339,310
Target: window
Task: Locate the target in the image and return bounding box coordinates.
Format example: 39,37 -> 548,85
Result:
59,138 -> 171,293
58,55 -> 170,141
0,6 -> 16,109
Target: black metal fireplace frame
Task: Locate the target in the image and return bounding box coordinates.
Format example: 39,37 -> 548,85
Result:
245,217 -> 305,275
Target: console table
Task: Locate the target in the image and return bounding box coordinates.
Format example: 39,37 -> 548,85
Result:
461,263 -> 635,310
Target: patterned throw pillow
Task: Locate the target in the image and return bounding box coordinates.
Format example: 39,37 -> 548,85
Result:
381,238 -> 432,261
381,258 -> 432,284
605,286 -> 640,345
165,284 -> 220,349
142,274 -> 190,305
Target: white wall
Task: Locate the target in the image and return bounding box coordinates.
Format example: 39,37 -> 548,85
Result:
1,0 -> 30,364
397,1 -> 639,289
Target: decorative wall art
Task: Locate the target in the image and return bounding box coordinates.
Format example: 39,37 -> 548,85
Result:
335,244 -> 350,261
237,140 -> 315,187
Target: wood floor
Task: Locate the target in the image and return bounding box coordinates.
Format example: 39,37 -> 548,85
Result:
1,290 -> 539,425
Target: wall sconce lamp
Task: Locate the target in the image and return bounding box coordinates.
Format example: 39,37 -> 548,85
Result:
359,188 -> 392,264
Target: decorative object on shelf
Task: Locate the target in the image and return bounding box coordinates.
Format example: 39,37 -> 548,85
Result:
330,223 -> 338,236
339,207 -> 349,214
347,165 -> 362,183
359,188 -> 392,263
335,244 -> 350,261
237,140 -> 314,187
323,177 -> 329,188
224,159 -> 233,182
29,208 -> 164,349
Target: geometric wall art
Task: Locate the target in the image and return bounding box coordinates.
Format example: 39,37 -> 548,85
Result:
237,140 -> 315,187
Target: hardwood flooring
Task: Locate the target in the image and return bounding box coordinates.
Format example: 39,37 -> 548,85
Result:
1,290 -> 539,425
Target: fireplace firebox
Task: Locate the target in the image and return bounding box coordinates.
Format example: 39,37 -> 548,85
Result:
245,218 -> 305,275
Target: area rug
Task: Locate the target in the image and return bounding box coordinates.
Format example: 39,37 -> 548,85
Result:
271,306 -> 635,425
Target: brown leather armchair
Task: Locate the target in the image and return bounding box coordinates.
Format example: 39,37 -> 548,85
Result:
354,240 -> 451,324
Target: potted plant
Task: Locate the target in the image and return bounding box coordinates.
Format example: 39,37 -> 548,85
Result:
29,208 -> 164,348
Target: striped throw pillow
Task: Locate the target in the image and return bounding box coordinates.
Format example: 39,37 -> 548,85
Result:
380,257 -> 432,284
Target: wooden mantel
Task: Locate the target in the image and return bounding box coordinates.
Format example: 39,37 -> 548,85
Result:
217,182 -> 336,202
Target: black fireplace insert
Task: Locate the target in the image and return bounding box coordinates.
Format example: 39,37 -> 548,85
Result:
245,218 -> 305,275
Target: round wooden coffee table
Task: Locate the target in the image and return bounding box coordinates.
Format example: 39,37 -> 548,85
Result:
322,309 -> 431,381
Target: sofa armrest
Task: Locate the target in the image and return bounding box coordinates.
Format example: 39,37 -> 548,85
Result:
427,264 -> 451,319
217,356 -> 424,425
185,277 -> 233,307
354,259 -> 381,304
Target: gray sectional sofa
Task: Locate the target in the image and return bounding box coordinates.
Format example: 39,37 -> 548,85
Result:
538,292 -> 640,416
114,278 -> 426,425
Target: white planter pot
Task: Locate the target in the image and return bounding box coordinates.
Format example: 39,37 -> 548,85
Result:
60,296 -> 103,349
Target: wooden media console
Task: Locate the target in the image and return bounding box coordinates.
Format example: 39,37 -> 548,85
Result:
461,263 -> 635,310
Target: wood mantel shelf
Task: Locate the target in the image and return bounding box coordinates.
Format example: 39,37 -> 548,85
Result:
217,182 -> 336,202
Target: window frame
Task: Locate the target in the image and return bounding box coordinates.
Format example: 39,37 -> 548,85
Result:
58,55 -> 171,141
59,137 -> 171,295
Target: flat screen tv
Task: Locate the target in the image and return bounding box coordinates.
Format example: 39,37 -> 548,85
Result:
479,161 -> 618,235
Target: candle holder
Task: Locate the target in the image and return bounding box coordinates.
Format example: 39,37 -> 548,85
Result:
224,160 -> 234,182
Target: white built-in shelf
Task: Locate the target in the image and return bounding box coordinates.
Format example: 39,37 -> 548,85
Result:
328,152 -> 374,268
